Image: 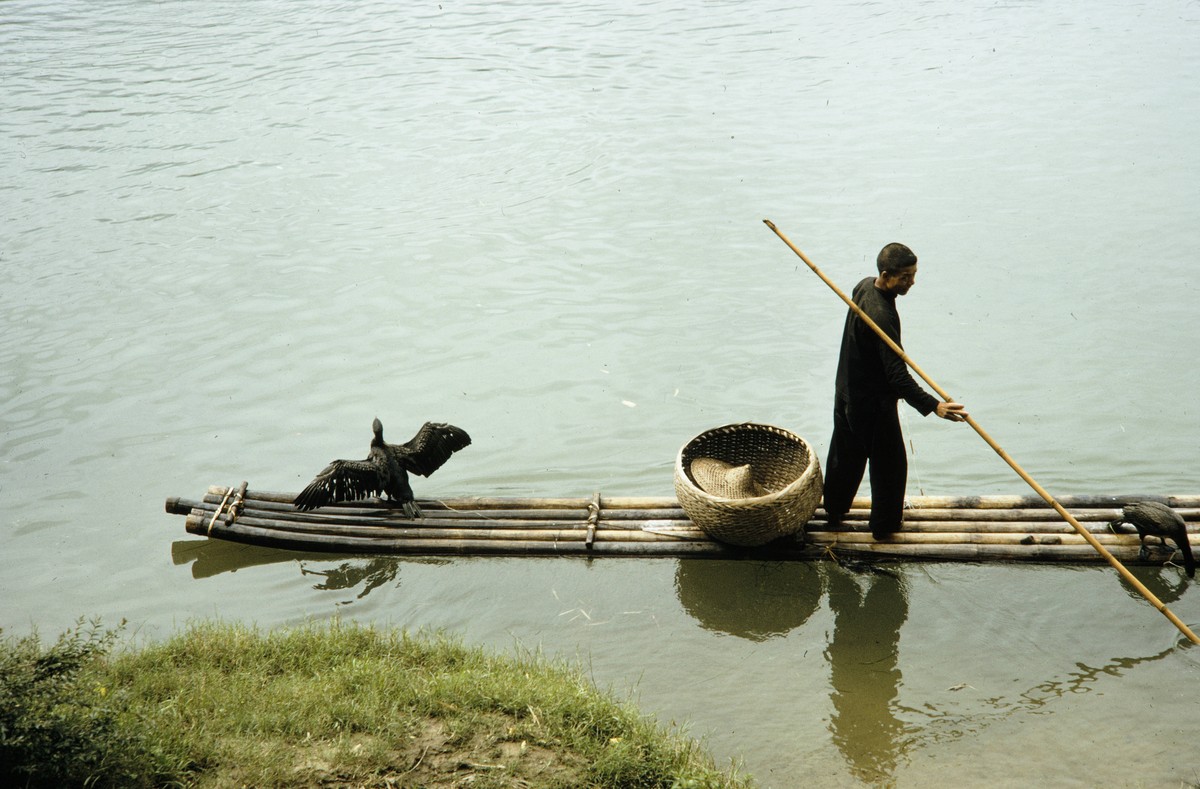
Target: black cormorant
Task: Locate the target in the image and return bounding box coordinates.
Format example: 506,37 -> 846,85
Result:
1110,501 -> 1195,578
293,418 -> 471,518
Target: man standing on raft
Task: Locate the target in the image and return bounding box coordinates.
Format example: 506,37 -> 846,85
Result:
823,242 -> 967,540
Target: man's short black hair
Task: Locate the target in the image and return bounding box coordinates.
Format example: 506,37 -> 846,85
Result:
877,243 -> 917,273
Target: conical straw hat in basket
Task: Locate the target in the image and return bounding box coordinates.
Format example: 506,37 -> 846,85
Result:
674,422 -> 823,547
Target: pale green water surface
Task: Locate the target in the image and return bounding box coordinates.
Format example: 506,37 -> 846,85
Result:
3,1 -> 1200,786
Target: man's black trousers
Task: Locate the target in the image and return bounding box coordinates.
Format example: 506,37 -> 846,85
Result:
823,397 -> 907,538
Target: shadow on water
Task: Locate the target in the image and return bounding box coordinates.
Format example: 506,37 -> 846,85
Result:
675,558 -> 910,783
300,558 -> 407,601
170,539 -> 449,601
1119,563 -> 1191,605
172,539 -> 326,579
674,559 -> 825,641
824,563 -> 910,784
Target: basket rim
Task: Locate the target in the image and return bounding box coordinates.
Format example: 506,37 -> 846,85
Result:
674,422 -> 817,506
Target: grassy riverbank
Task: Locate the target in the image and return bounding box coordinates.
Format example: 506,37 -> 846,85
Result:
2,618 -> 752,788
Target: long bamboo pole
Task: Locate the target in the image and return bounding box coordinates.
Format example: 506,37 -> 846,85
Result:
763,219 -> 1200,645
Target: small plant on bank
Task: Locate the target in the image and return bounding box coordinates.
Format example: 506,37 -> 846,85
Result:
0,617 -> 182,788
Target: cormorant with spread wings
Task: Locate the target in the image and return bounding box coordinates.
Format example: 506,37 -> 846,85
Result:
294,418 -> 471,518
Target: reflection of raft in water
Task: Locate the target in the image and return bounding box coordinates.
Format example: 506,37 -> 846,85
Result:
164,484 -> 1200,566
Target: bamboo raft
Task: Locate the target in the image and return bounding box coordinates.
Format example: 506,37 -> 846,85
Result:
164,484 -> 1200,565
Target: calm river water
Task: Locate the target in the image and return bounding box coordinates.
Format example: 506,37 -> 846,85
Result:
4,0 -> 1200,785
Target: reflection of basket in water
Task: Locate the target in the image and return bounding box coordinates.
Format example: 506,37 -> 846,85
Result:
674,422 -> 823,547
675,560 -> 824,641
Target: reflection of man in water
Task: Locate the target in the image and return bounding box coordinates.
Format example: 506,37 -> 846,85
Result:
826,565 -> 909,783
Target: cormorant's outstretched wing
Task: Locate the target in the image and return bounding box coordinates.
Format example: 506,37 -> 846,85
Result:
388,422 -> 471,477
294,459 -> 385,510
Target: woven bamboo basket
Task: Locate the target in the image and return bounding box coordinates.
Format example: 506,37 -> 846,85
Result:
674,422 -> 823,547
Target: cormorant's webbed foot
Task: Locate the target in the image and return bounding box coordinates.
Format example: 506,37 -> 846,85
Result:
402,500 -> 423,519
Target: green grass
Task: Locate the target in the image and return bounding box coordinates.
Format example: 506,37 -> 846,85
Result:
1,618 -> 753,788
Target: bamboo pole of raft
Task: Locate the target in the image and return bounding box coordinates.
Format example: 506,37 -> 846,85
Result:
763,218 -> 1200,646
211,487 -> 680,511
186,519 -> 736,557
181,487 -> 1200,512
172,494 -> 1199,534
180,513 -> 1165,563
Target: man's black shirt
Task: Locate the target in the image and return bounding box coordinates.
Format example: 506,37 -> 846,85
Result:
834,277 -> 939,415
